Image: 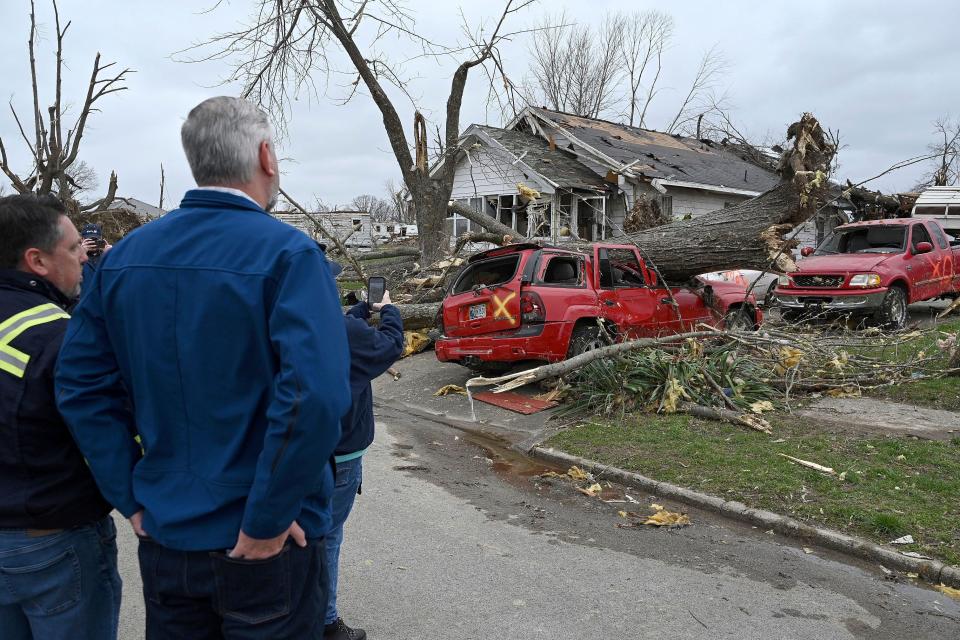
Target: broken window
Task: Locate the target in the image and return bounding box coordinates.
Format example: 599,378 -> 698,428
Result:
579,197 -> 605,241
538,255 -> 583,286
660,195 -> 673,220
599,248 -> 645,288
451,255 -> 520,294
498,195 -> 515,228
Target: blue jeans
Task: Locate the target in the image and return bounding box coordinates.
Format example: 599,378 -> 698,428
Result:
324,456 -> 363,625
0,516 -> 121,640
138,535 -> 327,640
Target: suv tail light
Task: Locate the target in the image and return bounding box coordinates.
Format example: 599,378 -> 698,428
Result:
520,291 -> 545,324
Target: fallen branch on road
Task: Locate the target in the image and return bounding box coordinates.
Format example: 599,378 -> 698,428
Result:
465,330 -> 724,395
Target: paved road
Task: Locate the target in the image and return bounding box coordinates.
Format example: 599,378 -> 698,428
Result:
116,395 -> 959,638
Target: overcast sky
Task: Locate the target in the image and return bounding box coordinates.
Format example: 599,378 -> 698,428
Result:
1,0 -> 958,210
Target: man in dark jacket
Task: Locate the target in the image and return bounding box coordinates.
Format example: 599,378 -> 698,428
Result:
324,289 -> 404,640
56,96 -> 351,639
0,194 -> 120,640
78,223 -> 110,289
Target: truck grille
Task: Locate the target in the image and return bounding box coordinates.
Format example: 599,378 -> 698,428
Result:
792,274 -> 845,288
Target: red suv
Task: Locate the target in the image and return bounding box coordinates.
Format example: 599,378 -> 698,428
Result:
435,243 -> 761,370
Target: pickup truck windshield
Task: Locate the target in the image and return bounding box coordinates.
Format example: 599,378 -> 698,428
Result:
815,226 -> 906,255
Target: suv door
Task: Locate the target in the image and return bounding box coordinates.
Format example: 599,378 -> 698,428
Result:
594,245 -> 658,338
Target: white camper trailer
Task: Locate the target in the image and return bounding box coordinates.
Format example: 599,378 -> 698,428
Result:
912,186 -> 960,234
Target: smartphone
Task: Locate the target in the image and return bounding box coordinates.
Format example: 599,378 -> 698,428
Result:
367,276 -> 386,305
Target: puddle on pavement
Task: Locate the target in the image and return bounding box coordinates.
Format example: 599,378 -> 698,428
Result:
459,430 -> 565,483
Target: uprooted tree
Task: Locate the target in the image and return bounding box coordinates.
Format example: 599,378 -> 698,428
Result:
0,0 -> 132,227
198,0 -> 534,263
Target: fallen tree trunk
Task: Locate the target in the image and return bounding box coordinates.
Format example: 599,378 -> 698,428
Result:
449,113 -> 836,282
356,246 -> 422,261
448,202 -> 519,240
394,302 -> 441,330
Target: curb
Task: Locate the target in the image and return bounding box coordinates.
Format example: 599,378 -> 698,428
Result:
529,446 -> 960,589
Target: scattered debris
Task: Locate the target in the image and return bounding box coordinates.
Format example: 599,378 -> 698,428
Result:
567,466 -> 590,481
577,483 -> 604,497
890,535 -> 915,545
401,331 -> 431,358
802,547 -> 814,554
777,453 -> 837,476
901,551 -> 932,560
472,390 -> 558,414
644,504 -> 691,527
935,584 -> 960,601
434,384 -> 466,396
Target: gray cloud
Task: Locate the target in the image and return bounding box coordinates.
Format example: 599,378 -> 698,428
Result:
1,0 -> 957,209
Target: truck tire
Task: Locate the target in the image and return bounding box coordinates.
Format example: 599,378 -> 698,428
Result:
876,285 -> 907,330
567,324 -> 605,358
723,305 -> 758,331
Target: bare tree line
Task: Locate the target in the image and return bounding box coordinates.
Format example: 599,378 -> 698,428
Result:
916,116 -> 960,189
523,9 -> 726,135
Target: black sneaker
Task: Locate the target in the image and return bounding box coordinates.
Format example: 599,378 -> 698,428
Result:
324,617 -> 367,640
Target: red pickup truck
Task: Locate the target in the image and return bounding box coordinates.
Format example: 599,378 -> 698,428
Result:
773,218 -> 960,328
435,243 -> 761,371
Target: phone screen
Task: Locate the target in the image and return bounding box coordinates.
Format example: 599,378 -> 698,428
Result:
367,276 -> 386,305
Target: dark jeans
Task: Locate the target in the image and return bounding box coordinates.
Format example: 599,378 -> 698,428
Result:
324,455 -> 363,624
0,516 -> 121,640
138,536 -> 327,640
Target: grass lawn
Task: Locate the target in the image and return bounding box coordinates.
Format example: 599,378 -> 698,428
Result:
859,316 -> 960,410
546,412 -> 960,567
872,377 -> 960,411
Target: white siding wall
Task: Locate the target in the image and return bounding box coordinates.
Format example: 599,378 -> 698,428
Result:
449,147 -> 549,199
669,189 -> 750,220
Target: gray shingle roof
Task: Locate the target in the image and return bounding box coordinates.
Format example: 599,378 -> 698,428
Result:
523,108 -> 780,193
472,125 -> 609,192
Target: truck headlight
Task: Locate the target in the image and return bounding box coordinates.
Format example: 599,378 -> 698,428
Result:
848,273 -> 881,288
777,275 -> 790,286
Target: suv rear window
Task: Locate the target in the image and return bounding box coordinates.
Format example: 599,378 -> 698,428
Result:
451,255 -> 520,294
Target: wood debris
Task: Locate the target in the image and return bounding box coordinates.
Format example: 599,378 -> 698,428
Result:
777,453 -> 836,476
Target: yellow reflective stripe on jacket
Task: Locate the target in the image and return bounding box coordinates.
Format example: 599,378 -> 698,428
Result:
0,303 -> 70,378
0,349 -> 26,377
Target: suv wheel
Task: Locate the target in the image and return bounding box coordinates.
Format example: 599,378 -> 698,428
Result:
567,324 -> 606,358
876,285 -> 907,330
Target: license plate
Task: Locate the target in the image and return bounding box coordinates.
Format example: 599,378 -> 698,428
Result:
469,303 -> 487,320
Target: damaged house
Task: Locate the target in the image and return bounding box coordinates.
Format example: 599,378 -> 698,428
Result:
447,106 -> 782,243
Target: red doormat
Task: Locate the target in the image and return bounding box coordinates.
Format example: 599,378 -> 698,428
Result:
472,391 -> 558,415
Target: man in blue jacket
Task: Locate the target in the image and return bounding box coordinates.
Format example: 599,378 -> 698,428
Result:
56,96 -> 351,639
325,289 -> 404,640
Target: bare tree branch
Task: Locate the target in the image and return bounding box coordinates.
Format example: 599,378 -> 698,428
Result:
666,44 -> 726,134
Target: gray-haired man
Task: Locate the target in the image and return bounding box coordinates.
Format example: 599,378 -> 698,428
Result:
56,96 -> 351,639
